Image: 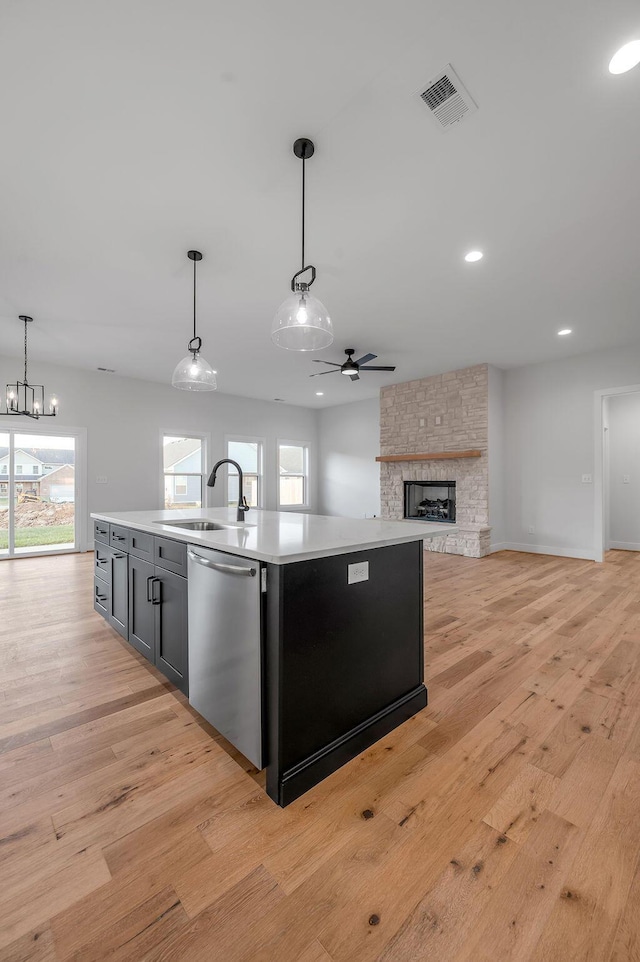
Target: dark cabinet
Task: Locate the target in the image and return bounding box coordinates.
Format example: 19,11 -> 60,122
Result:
127,554 -> 188,694
108,549 -> 129,640
128,556 -> 156,663
93,525 -> 189,695
94,521 -> 110,544
154,567 -> 188,692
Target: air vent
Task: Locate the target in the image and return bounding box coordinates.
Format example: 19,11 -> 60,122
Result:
97,367 -> 116,373
418,64 -> 477,130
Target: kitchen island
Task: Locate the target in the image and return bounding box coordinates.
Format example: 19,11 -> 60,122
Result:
91,507 -> 453,805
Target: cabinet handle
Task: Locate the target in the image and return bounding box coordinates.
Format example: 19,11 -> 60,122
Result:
95,589 -> 107,602
96,557 -> 107,566
146,575 -> 154,603
114,553 -> 125,559
113,534 -> 125,541
151,577 -> 162,605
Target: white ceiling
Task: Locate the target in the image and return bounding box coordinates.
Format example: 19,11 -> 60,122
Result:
1,0 -> 639,408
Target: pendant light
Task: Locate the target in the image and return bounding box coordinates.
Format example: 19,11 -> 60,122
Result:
271,138 -> 333,352
172,250 -> 217,391
4,316 -> 58,418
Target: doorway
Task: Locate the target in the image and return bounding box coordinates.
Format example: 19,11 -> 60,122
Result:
0,426 -> 86,559
594,384 -> 640,562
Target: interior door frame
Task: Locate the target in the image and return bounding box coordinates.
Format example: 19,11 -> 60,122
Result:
0,422 -> 88,558
593,384 -> 640,562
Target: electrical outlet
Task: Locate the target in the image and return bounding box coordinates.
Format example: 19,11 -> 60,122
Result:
419,418 -> 425,428
96,476 -> 108,484
435,415 -> 442,426
348,561 -> 369,585
581,474 -> 592,484
528,525 -> 535,534
623,475 -> 631,484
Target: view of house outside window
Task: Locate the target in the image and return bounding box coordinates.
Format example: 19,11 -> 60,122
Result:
163,436 -> 205,509
226,439 -> 262,508
278,442 -> 308,507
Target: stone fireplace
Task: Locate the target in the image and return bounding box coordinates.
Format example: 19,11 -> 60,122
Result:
379,363 -> 491,557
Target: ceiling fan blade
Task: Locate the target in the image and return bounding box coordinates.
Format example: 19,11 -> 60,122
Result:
349,373 -> 360,381
309,369 -> 340,377
353,353 -> 377,366
359,365 -> 396,372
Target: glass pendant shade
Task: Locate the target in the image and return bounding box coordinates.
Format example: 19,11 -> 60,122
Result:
172,250 -> 218,391
271,289 -> 333,351
171,352 -> 217,391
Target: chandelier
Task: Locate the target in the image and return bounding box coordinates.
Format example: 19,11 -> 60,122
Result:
4,316 -> 58,419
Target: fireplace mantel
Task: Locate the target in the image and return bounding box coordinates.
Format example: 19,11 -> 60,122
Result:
376,450 -> 482,463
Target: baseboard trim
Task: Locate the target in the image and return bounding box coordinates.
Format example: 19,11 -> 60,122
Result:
496,543 -> 595,561
609,541 -> 640,552
278,685 -> 428,807
489,542 -> 510,553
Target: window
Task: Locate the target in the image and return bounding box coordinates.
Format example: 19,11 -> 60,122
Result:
162,436 -> 206,510
32,464 -> 39,475
278,441 -> 309,508
1,465 -> 6,474
226,438 -> 263,508
16,465 -> 23,475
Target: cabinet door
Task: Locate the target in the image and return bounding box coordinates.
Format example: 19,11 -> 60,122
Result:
154,569 -> 188,695
128,556 -> 155,663
94,577 -> 110,618
108,550 -> 128,640
95,544 -> 112,585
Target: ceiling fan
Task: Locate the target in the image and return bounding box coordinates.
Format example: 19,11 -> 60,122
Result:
310,348 -> 396,382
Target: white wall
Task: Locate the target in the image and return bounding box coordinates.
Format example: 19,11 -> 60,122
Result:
607,391 -> 640,550
504,343 -> 640,559
488,365 -> 506,549
318,397 -> 380,519
0,353 -> 318,548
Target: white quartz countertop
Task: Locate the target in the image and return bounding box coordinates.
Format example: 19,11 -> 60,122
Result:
91,507 -> 455,565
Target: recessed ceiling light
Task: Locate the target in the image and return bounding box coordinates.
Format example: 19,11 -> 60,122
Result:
315,391 -> 324,396
464,250 -> 483,262
557,328 -> 572,336
609,40 -> 640,74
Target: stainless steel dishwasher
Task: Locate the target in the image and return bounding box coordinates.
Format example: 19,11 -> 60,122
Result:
187,545 -> 264,769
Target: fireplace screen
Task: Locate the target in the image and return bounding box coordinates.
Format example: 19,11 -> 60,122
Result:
404,481 -> 456,523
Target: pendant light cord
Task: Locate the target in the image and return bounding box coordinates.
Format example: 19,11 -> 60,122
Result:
301,152 -> 306,271
193,255 -> 197,343
23,318 -> 28,384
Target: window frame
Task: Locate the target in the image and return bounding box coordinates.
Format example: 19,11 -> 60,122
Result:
160,432 -> 209,511
224,435 -> 265,509
277,439 -> 310,511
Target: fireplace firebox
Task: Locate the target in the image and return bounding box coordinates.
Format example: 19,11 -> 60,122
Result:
404,481 -> 456,523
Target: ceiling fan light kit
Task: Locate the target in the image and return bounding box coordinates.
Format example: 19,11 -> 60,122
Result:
4,316 -> 58,418
271,138 -> 334,352
172,250 -> 217,392
310,348 -> 396,382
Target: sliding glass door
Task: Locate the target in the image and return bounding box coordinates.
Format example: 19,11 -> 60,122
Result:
0,429 -> 79,558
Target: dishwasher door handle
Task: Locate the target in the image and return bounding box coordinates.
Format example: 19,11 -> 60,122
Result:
187,550 -> 256,577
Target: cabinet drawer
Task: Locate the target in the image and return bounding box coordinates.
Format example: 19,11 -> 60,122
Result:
94,520 -> 110,544
95,544 -> 112,584
94,577 -> 110,617
154,537 -> 187,576
129,528 -> 155,562
110,524 -> 131,551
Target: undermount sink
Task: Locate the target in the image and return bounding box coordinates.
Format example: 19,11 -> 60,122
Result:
155,519 -> 254,531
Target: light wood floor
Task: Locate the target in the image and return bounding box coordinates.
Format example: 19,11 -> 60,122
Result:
1,549 -> 639,961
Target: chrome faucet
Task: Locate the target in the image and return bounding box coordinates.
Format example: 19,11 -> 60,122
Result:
207,458 -> 250,522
